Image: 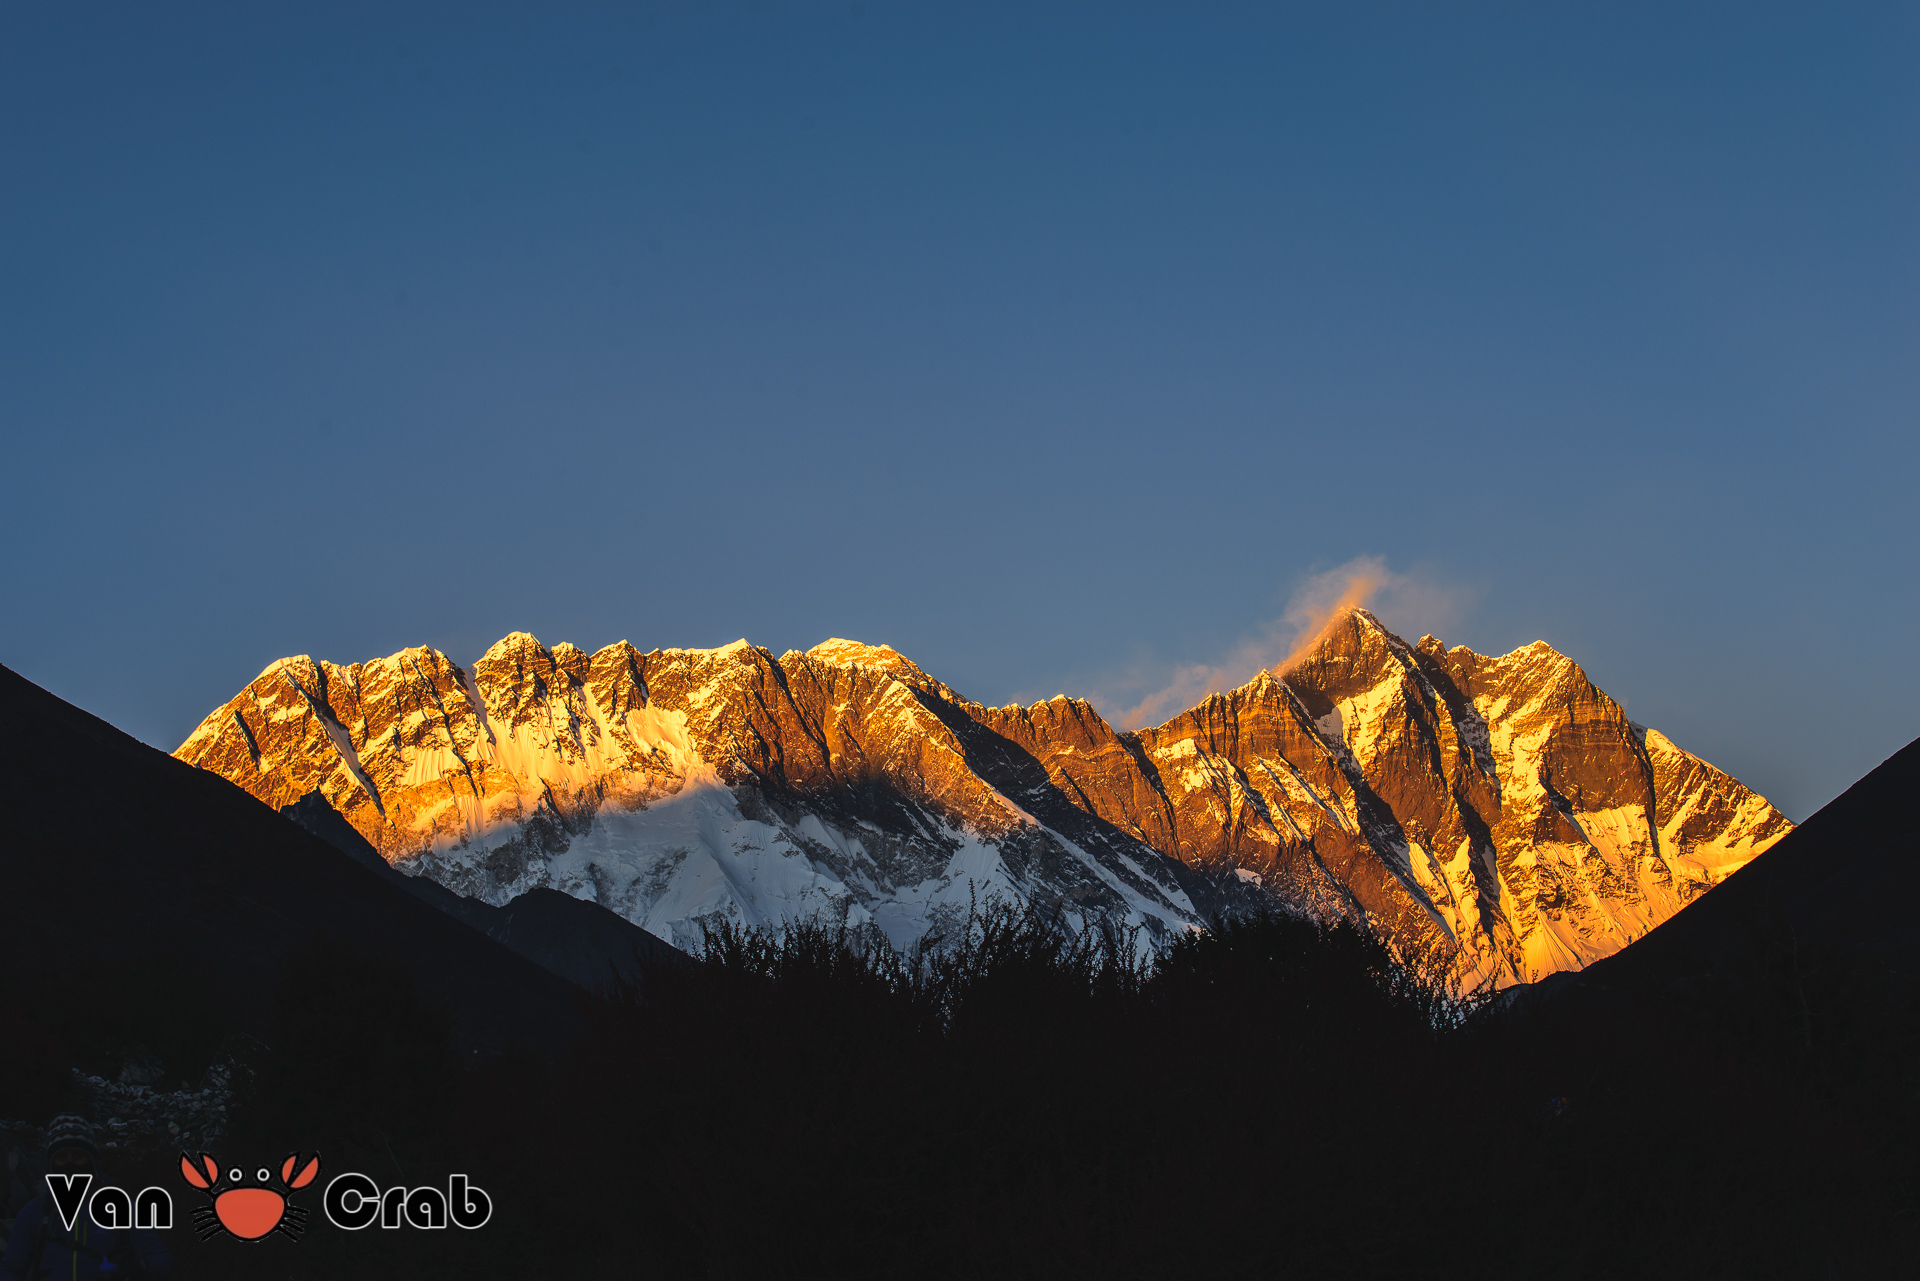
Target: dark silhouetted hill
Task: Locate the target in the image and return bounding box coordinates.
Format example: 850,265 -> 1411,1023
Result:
0,661 -> 582,1056
281,790 -> 686,990
1582,734 -> 1920,989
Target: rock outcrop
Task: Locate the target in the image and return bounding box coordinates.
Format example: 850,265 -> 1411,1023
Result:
176,611 -> 1790,985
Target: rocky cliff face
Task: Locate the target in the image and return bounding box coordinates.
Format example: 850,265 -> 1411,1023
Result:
175,612 -> 1789,985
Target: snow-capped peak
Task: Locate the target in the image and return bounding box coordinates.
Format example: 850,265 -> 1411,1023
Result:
175,622 -> 1791,988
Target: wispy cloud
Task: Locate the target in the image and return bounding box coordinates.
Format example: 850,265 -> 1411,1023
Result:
1094,557 -> 1466,730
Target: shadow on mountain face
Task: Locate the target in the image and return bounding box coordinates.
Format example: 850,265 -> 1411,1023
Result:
903,687 -> 1276,924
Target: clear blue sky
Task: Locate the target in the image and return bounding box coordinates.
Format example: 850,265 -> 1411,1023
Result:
3,3 -> 1914,820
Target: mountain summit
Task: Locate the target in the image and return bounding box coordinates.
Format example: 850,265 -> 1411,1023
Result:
175,610 -> 1788,986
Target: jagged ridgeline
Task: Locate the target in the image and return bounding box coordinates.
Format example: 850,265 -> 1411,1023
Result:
175,610 -> 1789,987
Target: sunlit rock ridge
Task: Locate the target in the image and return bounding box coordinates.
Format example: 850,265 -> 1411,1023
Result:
175,611 -> 1789,987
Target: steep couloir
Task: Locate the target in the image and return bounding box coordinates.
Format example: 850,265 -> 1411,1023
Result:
176,611 -> 1788,985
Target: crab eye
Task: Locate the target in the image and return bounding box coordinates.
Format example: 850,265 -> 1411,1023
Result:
257,1168 -> 271,1182
228,1168 -> 243,1183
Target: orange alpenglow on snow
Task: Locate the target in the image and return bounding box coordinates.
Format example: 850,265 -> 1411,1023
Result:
176,613 -> 1790,989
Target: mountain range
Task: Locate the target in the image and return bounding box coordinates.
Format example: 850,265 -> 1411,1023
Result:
173,609 -> 1790,987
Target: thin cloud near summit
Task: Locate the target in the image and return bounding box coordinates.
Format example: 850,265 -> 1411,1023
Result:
1085,557 -> 1467,731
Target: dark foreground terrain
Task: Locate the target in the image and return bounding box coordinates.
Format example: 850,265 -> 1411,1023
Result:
3,662 -> 1916,1279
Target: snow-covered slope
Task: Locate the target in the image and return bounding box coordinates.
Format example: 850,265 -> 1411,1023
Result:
175,634 -> 1200,955
1098,613 -> 1792,986
175,613 -> 1790,984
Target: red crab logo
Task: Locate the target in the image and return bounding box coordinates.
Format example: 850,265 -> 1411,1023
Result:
179,1151 -> 321,1241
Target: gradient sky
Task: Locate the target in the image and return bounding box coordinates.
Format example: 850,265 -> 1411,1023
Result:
3,3 -> 1915,821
